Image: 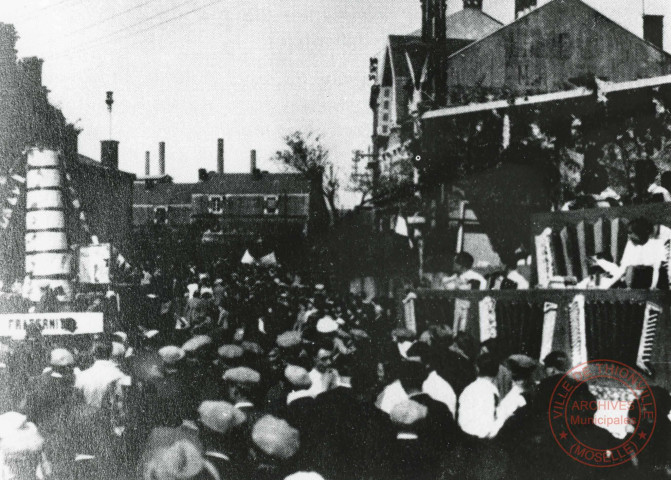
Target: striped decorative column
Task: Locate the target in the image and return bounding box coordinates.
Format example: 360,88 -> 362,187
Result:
25,148 -> 73,301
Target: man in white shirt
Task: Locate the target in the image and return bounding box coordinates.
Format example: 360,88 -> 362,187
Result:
601,217 -> 666,289
458,353 -> 512,439
76,340 -> 129,409
449,252 -> 487,290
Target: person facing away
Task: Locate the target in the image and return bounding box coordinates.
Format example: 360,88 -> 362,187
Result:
450,252 -> 487,290
632,159 -> 671,204
75,338 -> 130,409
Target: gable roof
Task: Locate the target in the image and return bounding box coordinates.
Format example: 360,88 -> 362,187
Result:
448,0 -> 671,61
75,153 -> 135,180
410,7 -> 503,41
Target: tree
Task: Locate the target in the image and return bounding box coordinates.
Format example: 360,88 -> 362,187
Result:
273,131 -> 336,238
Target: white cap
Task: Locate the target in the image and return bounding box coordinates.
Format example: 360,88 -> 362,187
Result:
316,316 -> 338,334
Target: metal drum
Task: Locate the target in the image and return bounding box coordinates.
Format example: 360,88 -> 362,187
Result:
27,252 -> 72,277
26,169 -> 62,189
26,190 -> 63,210
25,231 -> 68,253
26,210 -> 65,230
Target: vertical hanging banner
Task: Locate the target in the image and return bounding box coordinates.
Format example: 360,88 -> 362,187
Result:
78,244 -> 112,284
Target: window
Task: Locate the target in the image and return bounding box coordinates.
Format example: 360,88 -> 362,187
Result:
154,207 -> 167,225
383,88 -> 390,98
383,101 -> 390,109
381,126 -> 388,134
264,196 -> 279,215
209,195 -> 223,214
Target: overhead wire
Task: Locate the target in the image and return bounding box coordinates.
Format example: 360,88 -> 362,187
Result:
50,0 -> 224,60
62,0 -> 165,39
16,0 -> 83,23
46,0 -> 197,58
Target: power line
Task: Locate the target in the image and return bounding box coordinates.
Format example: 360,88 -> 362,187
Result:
18,0 -> 83,23
62,0 -> 165,39
49,0 -> 199,58
52,0 -> 224,60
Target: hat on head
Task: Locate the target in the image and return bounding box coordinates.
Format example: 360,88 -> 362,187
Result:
390,400 -> 428,426
222,367 -> 261,385
146,440 -> 204,480
182,335 -> 213,353
391,328 -> 415,342
316,316 -> 338,334
218,344 -> 244,360
144,330 -> 160,339
50,348 -> 75,367
198,401 -> 247,434
284,365 -> 312,389
214,278 -> 223,285
314,284 -> 325,291
241,341 -> 264,356
252,415 -> 300,460
158,346 -> 186,366
113,331 -> 128,343
285,473 -> 325,480
276,331 -> 302,349
506,354 -> 538,380
0,412 -> 44,455
111,342 -> 126,358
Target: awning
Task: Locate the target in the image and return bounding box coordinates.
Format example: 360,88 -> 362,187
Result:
422,74 -> 671,120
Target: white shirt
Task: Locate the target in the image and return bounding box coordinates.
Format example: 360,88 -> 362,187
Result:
506,270 -> 529,290
375,379 -> 409,414
458,270 -> 487,290
648,183 -> 671,202
186,283 -> 199,298
458,377 -> 501,438
75,360 -> 129,409
618,238 -> 666,288
422,371 -> 457,417
496,384 -> 527,425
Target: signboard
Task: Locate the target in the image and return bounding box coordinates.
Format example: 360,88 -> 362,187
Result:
79,244 -> 111,284
0,312 -> 104,338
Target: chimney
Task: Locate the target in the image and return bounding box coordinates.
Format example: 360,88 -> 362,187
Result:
515,0 -> 538,18
421,0 -> 447,43
158,141 -> 165,176
250,149 -> 257,173
101,140 -> 119,170
145,151 -> 150,176
198,168 -> 208,182
643,15 -> 664,50
217,138 -> 224,174
463,0 -> 482,9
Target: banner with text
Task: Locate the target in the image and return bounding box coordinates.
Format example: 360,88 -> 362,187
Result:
0,312 -> 104,338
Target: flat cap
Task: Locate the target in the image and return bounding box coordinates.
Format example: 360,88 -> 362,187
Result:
50,348 -> 75,367
198,401 -> 246,434
391,328 -> 415,341
182,335 -> 213,353
276,331 -> 302,349
506,354 -> 538,379
252,415 -> 300,460
284,365 -> 312,389
146,440 -> 203,480
316,316 -> 338,334
217,344 -> 244,360
390,400 -> 428,426
222,367 -> 261,385
241,341 -> 264,356
158,346 -> 186,365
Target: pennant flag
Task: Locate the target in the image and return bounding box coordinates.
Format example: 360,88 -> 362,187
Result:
0,218 -> 8,229
10,174 -> 25,184
0,176 -> 6,186
72,199 -> 81,209
6,197 -> 17,206
11,186 -> 20,195
91,235 -> 99,245
79,212 -> 86,221
3,208 -> 12,217
259,252 -> 277,266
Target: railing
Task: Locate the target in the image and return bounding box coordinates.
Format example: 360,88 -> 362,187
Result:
531,204 -> 671,287
409,289 -> 671,390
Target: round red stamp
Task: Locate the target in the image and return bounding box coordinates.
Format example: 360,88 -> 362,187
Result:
548,359 -> 656,467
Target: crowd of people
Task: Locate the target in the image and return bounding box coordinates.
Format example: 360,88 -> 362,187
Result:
0,260 -> 669,480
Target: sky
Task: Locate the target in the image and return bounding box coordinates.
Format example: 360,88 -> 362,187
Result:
0,0 -> 669,208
